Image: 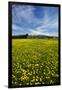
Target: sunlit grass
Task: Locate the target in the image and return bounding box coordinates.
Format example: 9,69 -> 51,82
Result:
12,39 -> 59,86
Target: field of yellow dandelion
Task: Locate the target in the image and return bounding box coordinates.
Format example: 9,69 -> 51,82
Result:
12,39 -> 59,86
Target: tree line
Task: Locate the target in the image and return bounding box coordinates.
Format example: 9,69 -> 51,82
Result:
12,34 -> 58,39
12,34 -> 28,39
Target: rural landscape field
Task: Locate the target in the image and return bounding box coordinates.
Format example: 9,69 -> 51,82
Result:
12,38 -> 59,86
11,4 -> 59,87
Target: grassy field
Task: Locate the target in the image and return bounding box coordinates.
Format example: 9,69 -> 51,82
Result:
12,39 -> 59,86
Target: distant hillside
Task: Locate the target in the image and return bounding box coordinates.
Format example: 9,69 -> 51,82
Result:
12,34 -> 58,39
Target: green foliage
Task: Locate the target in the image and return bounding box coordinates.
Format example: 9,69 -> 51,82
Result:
12,34 -> 58,39
12,39 -> 59,86
12,34 -> 28,39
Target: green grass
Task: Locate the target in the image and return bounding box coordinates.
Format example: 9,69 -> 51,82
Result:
12,39 -> 59,86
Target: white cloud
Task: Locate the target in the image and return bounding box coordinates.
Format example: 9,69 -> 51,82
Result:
30,27 -> 58,36
30,28 -> 49,36
12,24 -> 21,31
12,5 -> 36,24
12,5 -> 58,37
29,11 -> 58,37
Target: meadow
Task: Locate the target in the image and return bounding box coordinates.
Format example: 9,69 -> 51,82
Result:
12,39 -> 59,86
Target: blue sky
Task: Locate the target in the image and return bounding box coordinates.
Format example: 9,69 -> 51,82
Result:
12,4 -> 58,36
